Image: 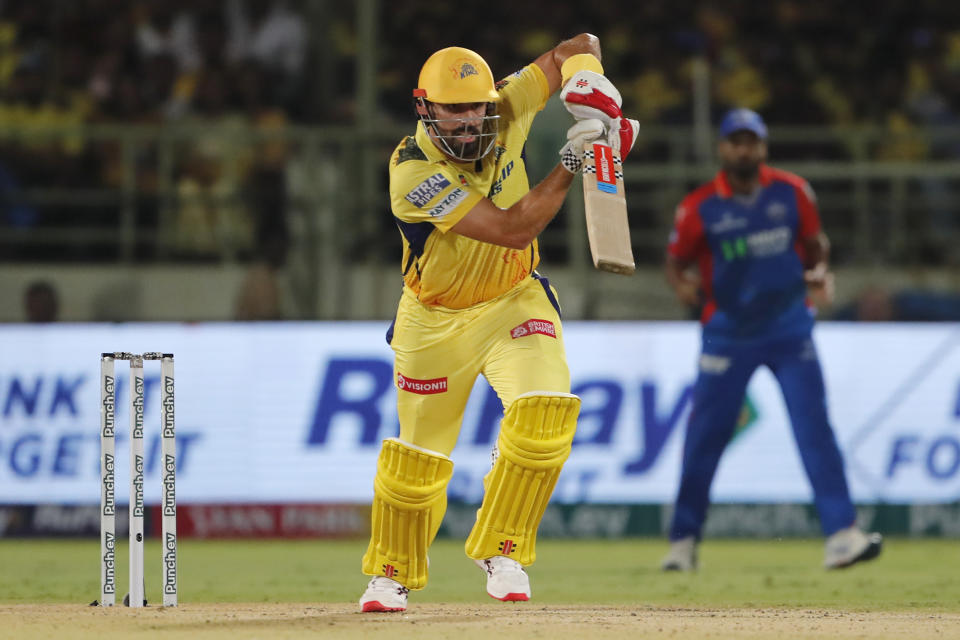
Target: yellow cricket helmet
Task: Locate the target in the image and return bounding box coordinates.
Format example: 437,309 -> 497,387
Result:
414,47 -> 500,104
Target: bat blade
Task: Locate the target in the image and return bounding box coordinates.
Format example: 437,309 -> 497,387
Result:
581,141 -> 634,275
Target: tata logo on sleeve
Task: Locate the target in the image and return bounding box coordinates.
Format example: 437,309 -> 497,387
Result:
510,319 -> 557,339
405,173 -> 451,208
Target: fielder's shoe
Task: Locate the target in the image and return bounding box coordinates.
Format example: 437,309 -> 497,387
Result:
475,556 -> 531,601
359,576 -> 409,612
824,526 -> 883,569
661,536 -> 698,571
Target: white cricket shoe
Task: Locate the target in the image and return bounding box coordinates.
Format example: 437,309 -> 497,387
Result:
824,526 -> 883,569
359,576 -> 409,612
661,536 -> 698,571
475,556 -> 531,602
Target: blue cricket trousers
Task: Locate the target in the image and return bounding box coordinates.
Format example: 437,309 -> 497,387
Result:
669,333 -> 857,540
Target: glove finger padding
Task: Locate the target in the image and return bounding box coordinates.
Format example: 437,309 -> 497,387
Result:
560,70 -> 623,126
609,117 -> 640,159
559,118 -> 605,174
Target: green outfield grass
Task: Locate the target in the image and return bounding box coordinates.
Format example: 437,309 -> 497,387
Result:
1,538 -> 957,611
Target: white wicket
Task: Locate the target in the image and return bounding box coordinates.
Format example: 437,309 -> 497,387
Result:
99,352 -> 177,608
159,355 -> 177,607
99,356 -> 116,607
128,355 -> 145,608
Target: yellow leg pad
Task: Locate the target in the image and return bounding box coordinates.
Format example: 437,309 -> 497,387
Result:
362,437 -> 453,590
465,392 -> 581,565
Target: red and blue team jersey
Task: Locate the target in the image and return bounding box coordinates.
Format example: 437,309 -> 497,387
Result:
668,165 -> 821,343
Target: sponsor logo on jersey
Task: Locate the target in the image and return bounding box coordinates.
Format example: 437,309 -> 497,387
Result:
397,373 -> 448,395
719,236 -> 748,261
746,226 -> 791,256
427,187 -> 468,218
405,173 -> 451,208
719,226 -> 792,260
487,159 -> 514,198
710,211 -> 749,233
510,319 -> 557,339
766,201 -> 788,221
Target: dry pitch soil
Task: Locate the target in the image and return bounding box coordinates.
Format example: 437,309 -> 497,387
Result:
4,603 -> 959,640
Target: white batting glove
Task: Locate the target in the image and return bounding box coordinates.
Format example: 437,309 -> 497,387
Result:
560,70 -> 623,127
609,117 -> 640,159
559,118 -> 605,174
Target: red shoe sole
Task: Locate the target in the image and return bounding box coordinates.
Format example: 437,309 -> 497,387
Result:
361,601 -> 406,612
490,592 -> 529,602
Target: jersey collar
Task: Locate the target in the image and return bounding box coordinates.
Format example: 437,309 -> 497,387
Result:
714,164 -> 773,198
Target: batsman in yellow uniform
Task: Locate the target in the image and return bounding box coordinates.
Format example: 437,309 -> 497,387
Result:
359,34 -> 640,612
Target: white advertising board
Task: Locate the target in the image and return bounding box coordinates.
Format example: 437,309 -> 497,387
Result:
0,322 -> 957,504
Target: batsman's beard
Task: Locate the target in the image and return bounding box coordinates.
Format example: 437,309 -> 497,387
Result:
450,126 -> 482,158
419,103 -> 500,162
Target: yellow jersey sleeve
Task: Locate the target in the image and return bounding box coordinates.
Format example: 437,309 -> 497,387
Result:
390,141 -> 484,233
494,64 -> 550,141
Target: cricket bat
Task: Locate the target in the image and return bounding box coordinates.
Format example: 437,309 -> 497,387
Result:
581,141 -> 635,275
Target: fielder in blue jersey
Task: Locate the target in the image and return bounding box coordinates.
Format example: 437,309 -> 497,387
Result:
661,108 -> 882,571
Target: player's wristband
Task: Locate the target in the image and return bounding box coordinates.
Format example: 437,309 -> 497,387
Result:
560,53 -> 604,88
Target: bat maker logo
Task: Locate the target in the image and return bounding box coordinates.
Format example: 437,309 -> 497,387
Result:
593,143 -> 617,194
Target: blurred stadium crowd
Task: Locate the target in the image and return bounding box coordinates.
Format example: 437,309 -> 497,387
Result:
4,1 -> 960,129
0,0 -> 958,280
385,1 -> 960,154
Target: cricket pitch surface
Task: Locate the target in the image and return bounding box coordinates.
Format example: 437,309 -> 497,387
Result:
4,603 -> 958,640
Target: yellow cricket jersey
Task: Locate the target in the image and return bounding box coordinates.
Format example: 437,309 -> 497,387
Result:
388,63 -> 551,309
